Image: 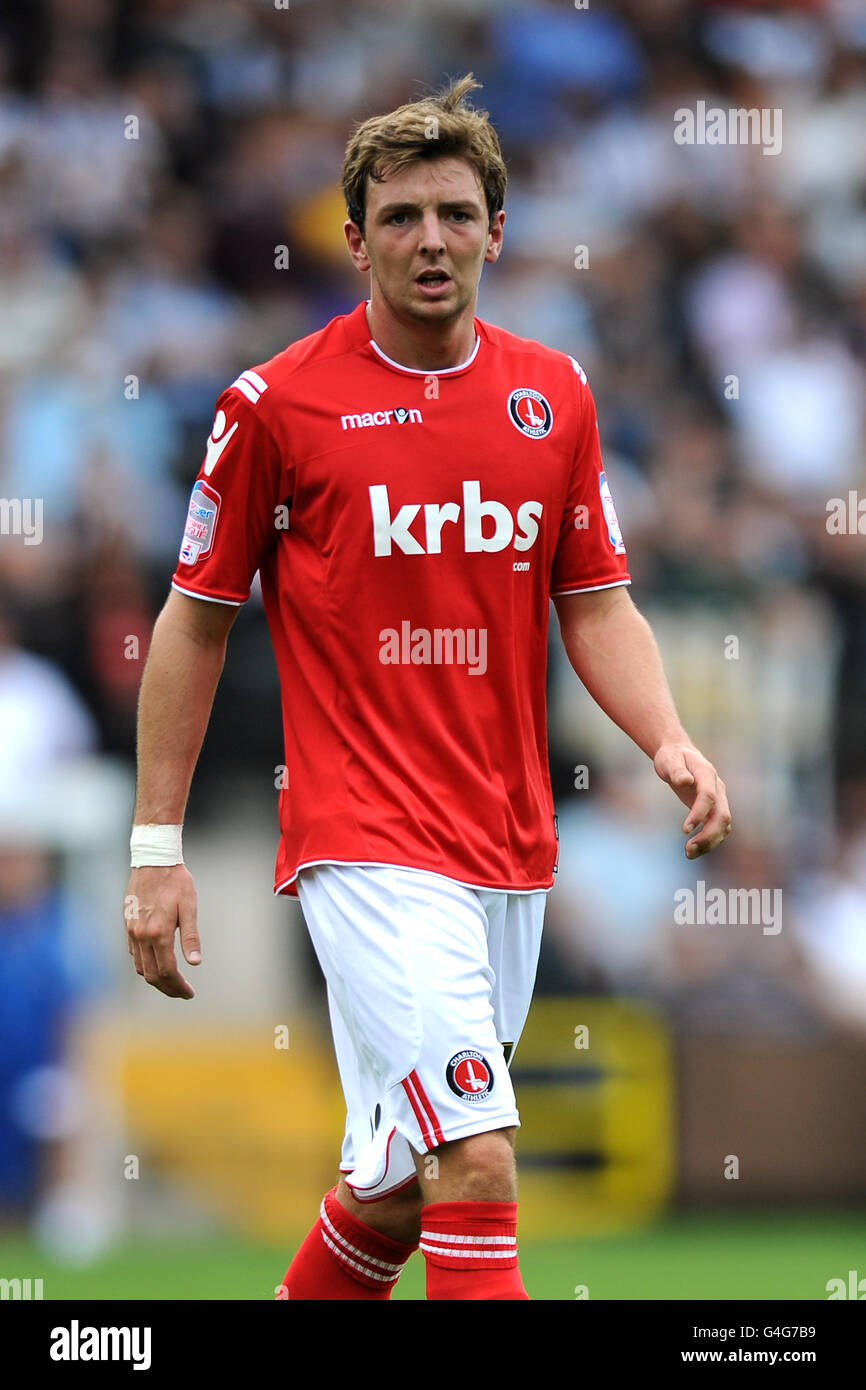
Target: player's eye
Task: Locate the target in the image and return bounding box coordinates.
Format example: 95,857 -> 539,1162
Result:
450,210 -> 470,221
388,212 -> 410,224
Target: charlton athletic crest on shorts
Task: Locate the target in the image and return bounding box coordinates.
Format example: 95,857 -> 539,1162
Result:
507,388 -> 553,439
446,1049 -> 494,1103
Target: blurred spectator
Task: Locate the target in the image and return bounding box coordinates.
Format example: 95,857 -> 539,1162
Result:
0,605 -> 97,789
0,602 -> 101,1224
791,780 -> 866,1035
0,845 -> 90,1221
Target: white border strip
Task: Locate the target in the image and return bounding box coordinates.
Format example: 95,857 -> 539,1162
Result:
276,858 -> 554,897
319,1201 -> 404,1274
368,334 -> 480,376
320,1231 -> 396,1282
419,1242 -> 516,1259
171,580 -> 243,606
550,578 -> 631,596
422,1231 -> 515,1245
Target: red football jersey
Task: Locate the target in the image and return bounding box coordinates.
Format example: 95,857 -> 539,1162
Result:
172,299 -> 630,896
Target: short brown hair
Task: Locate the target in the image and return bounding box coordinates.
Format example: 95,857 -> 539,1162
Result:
341,73 -> 507,235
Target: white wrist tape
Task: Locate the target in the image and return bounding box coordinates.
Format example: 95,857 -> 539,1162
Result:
130,824 -> 184,868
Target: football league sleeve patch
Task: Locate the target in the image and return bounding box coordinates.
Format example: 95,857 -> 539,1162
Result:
179,480 -> 221,566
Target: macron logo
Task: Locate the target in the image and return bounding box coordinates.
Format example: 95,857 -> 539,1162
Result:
369,481 -> 542,556
342,407 -> 422,430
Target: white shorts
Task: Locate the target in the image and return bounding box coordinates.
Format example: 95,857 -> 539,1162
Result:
296,863 -> 546,1202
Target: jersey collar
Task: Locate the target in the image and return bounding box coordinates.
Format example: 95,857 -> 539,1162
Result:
355,299 -> 481,378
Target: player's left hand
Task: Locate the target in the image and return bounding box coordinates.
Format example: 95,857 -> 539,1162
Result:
653,743 -> 731,859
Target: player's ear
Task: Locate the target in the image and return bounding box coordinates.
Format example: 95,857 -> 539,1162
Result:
484,209 -> 505,263
344,218 -> 371,273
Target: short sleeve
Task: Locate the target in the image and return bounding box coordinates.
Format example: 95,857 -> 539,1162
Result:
549,360 -> 631,596
171,385 -> 290,605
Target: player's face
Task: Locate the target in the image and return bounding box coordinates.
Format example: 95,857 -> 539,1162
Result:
345,157 -> 504,327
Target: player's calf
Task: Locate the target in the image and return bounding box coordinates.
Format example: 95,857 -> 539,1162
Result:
414,1126 -> 529,1300
336,1174 -> 423,1244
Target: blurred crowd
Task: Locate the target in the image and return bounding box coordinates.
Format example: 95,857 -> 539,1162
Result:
1,0 -> 866,1218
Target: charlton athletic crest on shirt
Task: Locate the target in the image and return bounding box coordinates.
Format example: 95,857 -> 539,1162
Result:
507,388 -> 553,439
446,1049 -> 495,1103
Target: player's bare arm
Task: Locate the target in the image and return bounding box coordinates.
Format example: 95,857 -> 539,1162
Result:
553,585 -> 732,859
125,589 -> 237,999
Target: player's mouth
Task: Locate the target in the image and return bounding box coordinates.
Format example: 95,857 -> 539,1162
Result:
415,269 -> 452,297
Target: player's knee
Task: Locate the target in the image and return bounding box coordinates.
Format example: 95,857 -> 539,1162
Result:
427,1126 -> 517,1201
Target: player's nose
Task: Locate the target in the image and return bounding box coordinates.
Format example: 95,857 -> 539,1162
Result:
417,211 -> 446,254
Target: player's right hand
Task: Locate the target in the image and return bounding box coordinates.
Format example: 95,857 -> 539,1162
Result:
124,865 -> 201,1000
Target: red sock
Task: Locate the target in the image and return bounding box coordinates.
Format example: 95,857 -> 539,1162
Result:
276,1186 -> 417,1300
420,1200 -> 529,1300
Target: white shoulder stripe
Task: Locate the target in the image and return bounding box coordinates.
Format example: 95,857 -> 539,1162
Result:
231,375 -> 260,405
568,355 -> 587,384
242,368 -> 268,393
229,369 -> 269,405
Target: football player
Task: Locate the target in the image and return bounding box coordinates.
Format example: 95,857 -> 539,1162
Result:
125,74 -> 731,1301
